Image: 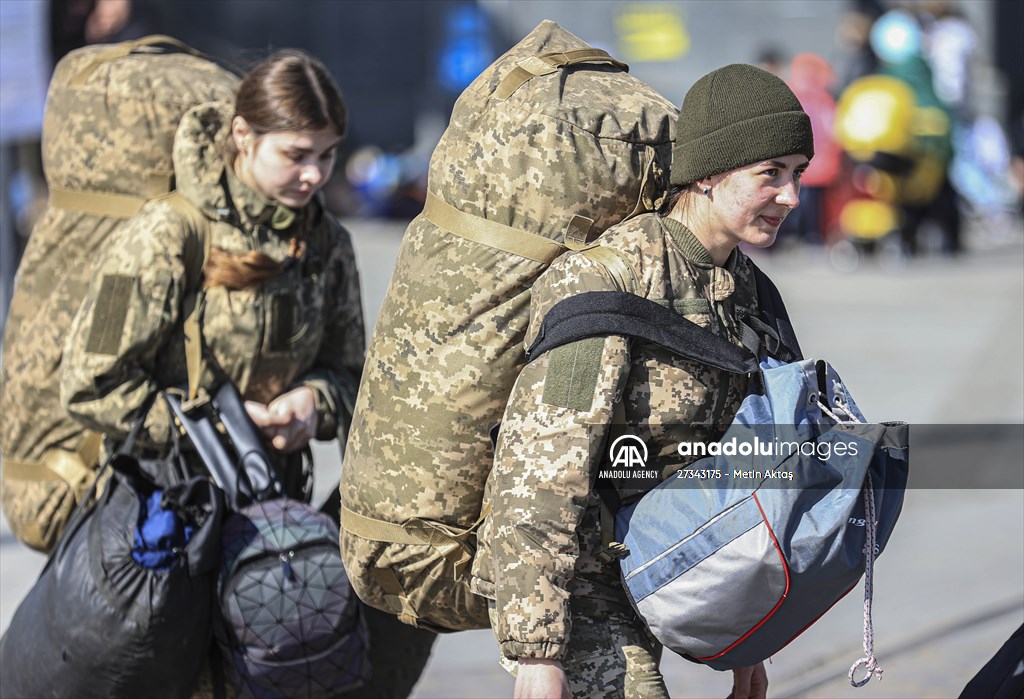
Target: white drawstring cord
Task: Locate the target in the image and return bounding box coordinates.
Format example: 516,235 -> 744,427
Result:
848,472 -> 883,686
813,385 -> 885,687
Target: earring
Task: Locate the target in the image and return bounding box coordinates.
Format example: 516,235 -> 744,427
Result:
702,186 -> 710,196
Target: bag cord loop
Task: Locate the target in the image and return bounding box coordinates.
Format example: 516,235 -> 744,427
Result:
849,471 -> 883,687
816,388 -> 885,687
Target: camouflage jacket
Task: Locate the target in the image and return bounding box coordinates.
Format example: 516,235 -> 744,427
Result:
60,104 -> 365,449
474,213 -> 762,661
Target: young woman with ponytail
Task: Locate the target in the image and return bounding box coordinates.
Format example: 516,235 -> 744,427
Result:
60,48 -> 363,486
58,47 -> 441,699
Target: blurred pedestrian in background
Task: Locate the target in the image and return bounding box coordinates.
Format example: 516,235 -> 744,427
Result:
781,53 -> 842,245
872,8 -> 960,256
831,7 -> 959,263
50,0 -> 133,61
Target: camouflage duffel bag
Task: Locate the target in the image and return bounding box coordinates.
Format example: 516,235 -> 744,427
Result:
340,20 -> 676,632
0,35 -> 237,552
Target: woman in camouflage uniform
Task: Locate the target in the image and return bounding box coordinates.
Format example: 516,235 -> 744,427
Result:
476,64 -> 813,699
60,49 -> 438,699
59,49 -> 362,488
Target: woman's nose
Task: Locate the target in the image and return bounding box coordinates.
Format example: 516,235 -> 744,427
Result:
300,164 -> 323,186
777,179 -> 800,208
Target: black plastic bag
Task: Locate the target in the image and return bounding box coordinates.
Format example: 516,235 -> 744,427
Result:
0,419 -> 225,699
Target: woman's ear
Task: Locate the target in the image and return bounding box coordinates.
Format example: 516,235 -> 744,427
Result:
231,116 -> 253,153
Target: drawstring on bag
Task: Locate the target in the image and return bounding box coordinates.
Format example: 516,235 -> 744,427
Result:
849,472 -> 883,687
814,387 -> 885,687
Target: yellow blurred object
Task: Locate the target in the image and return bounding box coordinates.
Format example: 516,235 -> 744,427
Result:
839,199 -> 900,240
901,154 -> 946,205
912,106 -> 951,138
615,5 -> 689,62
835,75 -> 916,160
870,170 -> 899,201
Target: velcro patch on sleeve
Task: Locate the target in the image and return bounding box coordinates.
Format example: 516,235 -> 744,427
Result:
85,274 -> 135,355
541,337 -> 605,411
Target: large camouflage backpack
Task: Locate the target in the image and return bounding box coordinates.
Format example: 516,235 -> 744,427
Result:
0,35 -> 238,552
340,21 -> 676,632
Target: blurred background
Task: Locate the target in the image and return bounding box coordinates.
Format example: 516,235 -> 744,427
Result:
1,1 -> 1022,697
2,0 -> 1023,308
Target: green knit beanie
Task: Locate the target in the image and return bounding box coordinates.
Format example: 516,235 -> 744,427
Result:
670,63 -> 814,185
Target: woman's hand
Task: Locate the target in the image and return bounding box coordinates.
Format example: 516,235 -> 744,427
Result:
728,662 -> 768,699
245,386 -> 318,453
514,659 -> 572,699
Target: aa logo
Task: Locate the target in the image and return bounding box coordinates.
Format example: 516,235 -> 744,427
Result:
609,435 -> 648,469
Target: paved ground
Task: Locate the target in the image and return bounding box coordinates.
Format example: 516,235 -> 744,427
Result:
2,218 -> 1022,698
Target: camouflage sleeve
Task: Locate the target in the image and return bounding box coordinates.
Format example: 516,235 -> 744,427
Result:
59,203 -> 193,447
491,251 -> 631,661
294,217 -> 366,442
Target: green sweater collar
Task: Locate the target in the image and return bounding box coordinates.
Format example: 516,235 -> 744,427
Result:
661,216 -> 740,270
661,216 -> 714,265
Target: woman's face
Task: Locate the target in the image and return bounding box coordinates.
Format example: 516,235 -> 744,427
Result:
235,120 -> 342,209
704,154 -> 809,249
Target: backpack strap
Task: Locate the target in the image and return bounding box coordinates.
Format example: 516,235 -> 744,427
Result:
340,503 -> 490,625
162,191 -> 212,403
578,245 -> 640,294
0,431 -> 103,509
526,262 -> 803,367
162,190 -> 211,291
494,48 -> 628,101
527,290 -> 760,375
750,262 -> 803,361
422,190 -> 565,264
48,188 -> 163,218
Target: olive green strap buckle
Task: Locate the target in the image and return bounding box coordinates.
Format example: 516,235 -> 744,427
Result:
564,215 -> 596,251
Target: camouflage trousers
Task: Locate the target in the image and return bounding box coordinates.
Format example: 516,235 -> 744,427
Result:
488,502 -> 670,699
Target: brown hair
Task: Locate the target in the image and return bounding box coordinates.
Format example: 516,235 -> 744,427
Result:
658,184 -> 699,218
205,49 -> 345,291
203,218 -> 310,290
